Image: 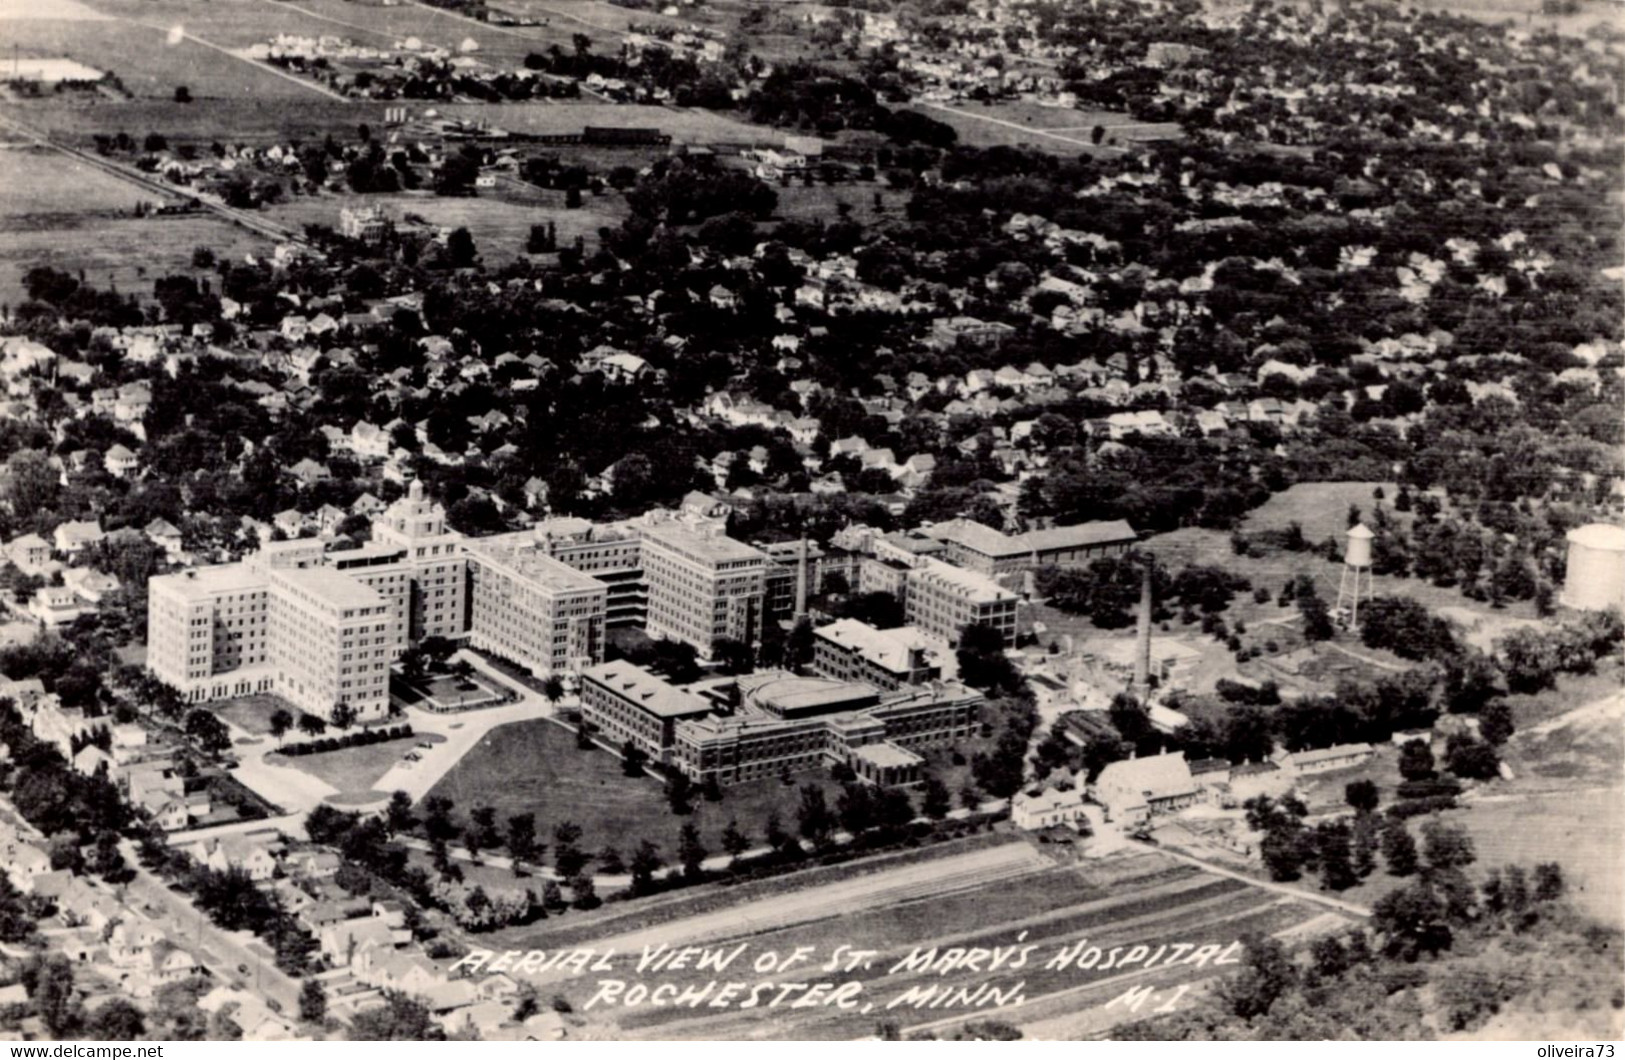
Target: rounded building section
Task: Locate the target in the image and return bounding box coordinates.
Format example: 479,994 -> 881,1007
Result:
1562,523 -> 1625,613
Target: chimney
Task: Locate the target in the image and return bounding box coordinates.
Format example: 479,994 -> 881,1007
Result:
793,535 -> 809,619
1133,560 -> 1152,694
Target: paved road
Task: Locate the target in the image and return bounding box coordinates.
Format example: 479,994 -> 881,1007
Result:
371,652 -> 564,803
120,849 -> 309,1018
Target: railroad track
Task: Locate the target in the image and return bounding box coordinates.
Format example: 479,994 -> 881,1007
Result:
0,111 -> 305,246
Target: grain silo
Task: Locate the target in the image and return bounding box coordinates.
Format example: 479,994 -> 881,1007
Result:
1561,523 -> 1625,613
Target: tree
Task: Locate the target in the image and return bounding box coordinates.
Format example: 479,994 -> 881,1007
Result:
1479,700 -> 1515,746
721,819 -> 750,858
1352,813 -> 1379,877
1420,820 -> 1476,873
507,813 -> 538,867
921,775 -> 952,820
1344,779 -> 1379,814
1370,882 -> 1452,961
184,709 -> 232,755
795,784 -> 834,845
596,846 -> 625,875
553,822 -> 587,878
330,701 -> 358,731
1216,935 -> 1297,1019
1298,591 -> 1334,642
677,822 -> 707,879
1533,862 -> 1564,902
1315,820 -> 1358,891
88,998 -> 145,1039
629,840 -> 662,896
270,708 -> 293,745
570,873 -> 599,910
666,772 -> 692,815
173,85 -> 192,103
541,676 -> 564,705
298,713 -> 327,739
1444,733 -> 1500,780
348,991 -> 446,1040
1397,739 -> 1435,781
1381,817 -> 1419,877
446,227 -> 478,268
22,954 -> 81,1038
764,811 -> 792,854
385,790 -> 417,836
299,978 -> 328,1024
620,740 -> 647,777
423,796 -> 458,843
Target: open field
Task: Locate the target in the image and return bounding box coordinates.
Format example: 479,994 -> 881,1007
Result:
1241,480 -> 1406,545
262,184 -> 623,259
422,716 -> 855,862
0,144 -> 157,217
918,99 -> 1181,154
0,210 -> 267,309
537,848 -> 1347,1039
768,181 -> 902,227
0,18 -> 331,101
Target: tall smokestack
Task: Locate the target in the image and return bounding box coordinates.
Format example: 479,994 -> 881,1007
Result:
794,536 -> 809,619
1133,560 -> 1152,694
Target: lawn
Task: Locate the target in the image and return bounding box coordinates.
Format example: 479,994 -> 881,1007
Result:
420,716 -> 970,867
769,180 -> 903,228
214,694 -> 292,737
0,147 -> 158,218
0,211 -> 268,310
280,731 -> 443,795
912,99 -> 1178,154
261,185 -> 624,260
396,670 -> 509,711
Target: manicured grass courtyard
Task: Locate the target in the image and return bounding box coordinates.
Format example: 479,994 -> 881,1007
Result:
280,732 -> 442,795
421,718 -> 870,865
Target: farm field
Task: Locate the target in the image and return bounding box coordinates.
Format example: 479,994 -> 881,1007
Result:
769,180 -> 903,227
261,184 -> 623,259
547,850 -> 1347,1039
0,145 -> 157,218
0,18 -> 330,101
917,98 -> 1181,154
0,211 -> 266,310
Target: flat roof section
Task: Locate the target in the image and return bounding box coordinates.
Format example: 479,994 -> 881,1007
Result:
582,661 -> 713,719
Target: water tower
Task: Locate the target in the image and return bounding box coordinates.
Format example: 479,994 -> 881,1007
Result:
1335,523 -> 1374,627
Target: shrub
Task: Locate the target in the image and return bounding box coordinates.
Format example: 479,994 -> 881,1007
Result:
1386,795 -> 1458,818
1395,779 -> 1462,799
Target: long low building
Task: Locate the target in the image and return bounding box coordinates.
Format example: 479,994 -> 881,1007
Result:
579,663 -> 983,787
922,518 -> 1137,577
811,618 -> 946,689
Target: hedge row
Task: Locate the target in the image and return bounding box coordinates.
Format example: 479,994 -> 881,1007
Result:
1395,778 -> 1463,799
278,724 -> 414,757
1386,794 -> 1458,818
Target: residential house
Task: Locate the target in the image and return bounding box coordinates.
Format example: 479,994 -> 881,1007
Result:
104,444 -> 138,478
8,533 -> 52,572
1011,783 -> 1088,830
144,518 -> 184,559
53,520 -> 104,556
